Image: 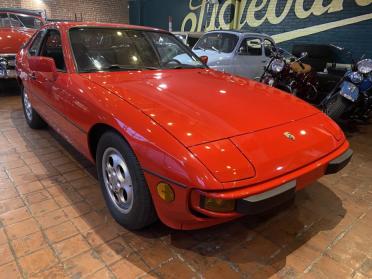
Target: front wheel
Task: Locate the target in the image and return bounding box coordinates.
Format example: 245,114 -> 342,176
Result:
96,132 -> 157,230
21,87 -> 46,129
325,94 -> 350,122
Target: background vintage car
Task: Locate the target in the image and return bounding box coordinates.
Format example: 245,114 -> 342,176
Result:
193,30 -> 277,80
0,8 -> 44,79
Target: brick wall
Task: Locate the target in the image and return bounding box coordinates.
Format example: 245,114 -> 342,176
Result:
0,0 -> 129,23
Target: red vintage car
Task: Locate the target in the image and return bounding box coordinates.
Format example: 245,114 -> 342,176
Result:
0,8 -> 44,79
16,22 -> 352,230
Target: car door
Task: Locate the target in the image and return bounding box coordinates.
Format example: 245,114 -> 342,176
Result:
233,37 -> 265,79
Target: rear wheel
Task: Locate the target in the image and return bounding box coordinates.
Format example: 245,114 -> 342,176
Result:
21,87 -> 46,129
96,132 -> 157,230
326,94 -> 350,122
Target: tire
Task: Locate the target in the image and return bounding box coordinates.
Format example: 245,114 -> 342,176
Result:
326,94 -> 350,122
21,87 -> 46,129
96,131 -> 157,230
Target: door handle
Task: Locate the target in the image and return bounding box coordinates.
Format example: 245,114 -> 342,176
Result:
30,72 -> 37,80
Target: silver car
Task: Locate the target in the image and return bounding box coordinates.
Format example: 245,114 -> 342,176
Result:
193,30 -> 277,79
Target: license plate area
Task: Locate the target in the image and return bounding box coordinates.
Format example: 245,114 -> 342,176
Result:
340,81 -> 359,102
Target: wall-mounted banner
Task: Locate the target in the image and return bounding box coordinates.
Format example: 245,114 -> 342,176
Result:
129,0 -> 372,57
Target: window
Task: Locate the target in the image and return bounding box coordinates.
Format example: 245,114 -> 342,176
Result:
194,33 -> 239,53
239,38 -> 262,56
39,30 -> 66,71
0,13 -> 11,28
69,28 -> 204,73
29,30 -> 45,56
263,39 -> 276,57
16,14 -> 43,29
8,14 -> 22,27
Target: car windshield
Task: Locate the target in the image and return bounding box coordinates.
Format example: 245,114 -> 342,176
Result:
16,14 -> 43,29
194,33 -> 239,53
69,27 -> 206,73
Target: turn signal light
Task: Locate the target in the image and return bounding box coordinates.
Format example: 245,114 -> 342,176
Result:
156,182 -> 175,202
203,197 -> 235,213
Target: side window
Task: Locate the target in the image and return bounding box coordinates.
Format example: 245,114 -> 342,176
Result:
0,13 -> 11,28
239,38 -> 262,56
263,39 -> 276,57
29,30 -> 45,56
8,14 -> 22,27
39,30 -> 66,71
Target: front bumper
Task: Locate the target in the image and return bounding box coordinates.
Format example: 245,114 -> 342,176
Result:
146,142 -> 351,230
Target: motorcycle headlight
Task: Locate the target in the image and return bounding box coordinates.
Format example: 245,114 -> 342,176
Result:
357,58 -> 372,74
348,71 -> 363,83
271,59 -> 285,73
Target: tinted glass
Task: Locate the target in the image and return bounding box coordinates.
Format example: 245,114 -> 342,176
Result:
17,14 -> 43,29
0,13 -> 11,28
8,14 -> 21,27
29,30 -> 46,56
194,33 -> 239,53
69,28 -> 204,72
39,30 -> 65,71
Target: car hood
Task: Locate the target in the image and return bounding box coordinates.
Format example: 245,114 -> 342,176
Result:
84,69 -> 319,147
0,28 -> 35,54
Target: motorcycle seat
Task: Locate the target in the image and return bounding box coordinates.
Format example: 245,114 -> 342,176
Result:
290,62 -> 312,74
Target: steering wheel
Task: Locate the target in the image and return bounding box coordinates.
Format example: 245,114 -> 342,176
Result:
163,59 -> 182,66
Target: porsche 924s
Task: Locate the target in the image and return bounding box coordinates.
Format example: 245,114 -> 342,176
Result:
16,22 -> 352,230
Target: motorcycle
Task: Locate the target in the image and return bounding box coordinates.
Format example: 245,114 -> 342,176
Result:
259,48 -> 320,103
322,57 -> 372,122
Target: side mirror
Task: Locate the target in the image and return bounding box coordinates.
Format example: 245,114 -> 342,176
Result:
199,55 -> 208,64
29,56 -> 58,81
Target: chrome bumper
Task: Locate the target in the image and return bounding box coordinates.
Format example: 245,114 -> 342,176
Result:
0,54 -> 16,79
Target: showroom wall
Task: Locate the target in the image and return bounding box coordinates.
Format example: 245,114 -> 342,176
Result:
1,0 -> 129,23
129,0 -> 372,58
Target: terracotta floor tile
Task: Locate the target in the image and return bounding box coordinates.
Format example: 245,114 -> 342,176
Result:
0,228 -> 7,245
0,243 -> 14,266
36,208 -> 68,229
39,175 -> 68,188
29,264 -> 70,279
46,184 -> 75,198
85,223 -> 121,247
86,267 -> 114,279
0,197 -> 24,214
0,206 -> 31,225
63,250 -> 104,278
11,231 -> 46,258
0,261 -> 22,279
110,253 -> 150,279
72,211 -> 105,233
0,187 -> 19,201
156,258 -> 197,279
62,201 -> 91,219
6,218 -> 40,240
62,170 -> 87,182
29,199 -> 60,217
18,247 -> 58,276
54,191 -> 83,207
44,221 -> 79,243
53,234 -> 90,260
24,190 -> 52,205
94,236 -> 133,265
16,181 -> 44,195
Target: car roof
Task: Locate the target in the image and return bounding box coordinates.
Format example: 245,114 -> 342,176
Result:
43,21 -> 167,33
204,29 -> 272,39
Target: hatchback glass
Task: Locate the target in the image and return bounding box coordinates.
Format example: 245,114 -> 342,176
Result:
69,28 -> 205,72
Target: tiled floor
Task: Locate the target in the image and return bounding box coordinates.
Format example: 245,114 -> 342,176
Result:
0,81 -> 371,279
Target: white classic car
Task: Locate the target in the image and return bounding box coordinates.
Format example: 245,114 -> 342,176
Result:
193,30 -> 277,79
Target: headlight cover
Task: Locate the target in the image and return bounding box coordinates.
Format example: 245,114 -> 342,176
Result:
348,71 -> 363,84
357,58 -> 372,74
271,59 -> 285,73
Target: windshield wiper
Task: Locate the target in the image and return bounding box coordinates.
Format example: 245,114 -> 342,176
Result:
80,65 -> 160,73
167,64 -> 205,70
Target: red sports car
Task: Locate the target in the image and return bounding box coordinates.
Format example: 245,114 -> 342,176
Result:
0,8 -> 44,79
16,22 -> 352,230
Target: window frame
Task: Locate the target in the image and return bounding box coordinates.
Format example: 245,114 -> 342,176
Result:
28,29 -> 47,56
38,28 -> 67,72
238,37 -> 263,57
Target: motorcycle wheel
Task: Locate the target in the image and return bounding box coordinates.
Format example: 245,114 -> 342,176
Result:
326,94 -> 350,122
